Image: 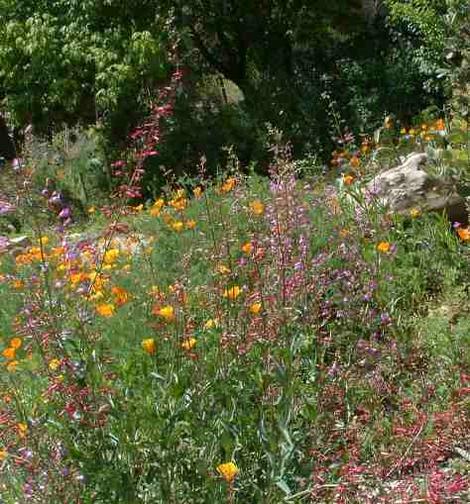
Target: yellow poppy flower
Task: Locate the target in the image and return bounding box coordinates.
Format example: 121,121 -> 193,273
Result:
149,198 -> 165,217
70,272 -> 88,285
112,286 -> 130,306
224,286 -> 242,300
96,304 -> 115,317
249,302 -> 262,315
181,337 -> 197,351
376,241 -> 391,253
249,200 -> 265,216
434,118 -> 445,131
17,422 -> 28,438
103,249 -> 120,265
217,462 -> 239,483
457,227 -> 470,241
6,360 -> 18,372
2,347 -> 15,360
220,177 -> 236,193
349,156 -> 360,168
141,338 -> 156,355
48,358 -> 61,371
409,208 -> 421,218
169,189 -> 187,211
154,305 -> 175,322
204,318 -> 219,330
12,280 -> 24,290
342,174 -> 355,186
9,338 -> 22,350
217,264 -> 231,275
170,221 -> 184,232
241,242 -> 252,254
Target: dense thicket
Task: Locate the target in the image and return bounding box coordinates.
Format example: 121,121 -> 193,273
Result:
0,0 -> 468,185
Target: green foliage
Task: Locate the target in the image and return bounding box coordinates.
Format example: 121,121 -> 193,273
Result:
0,0 -> 168,132
385,0 -> 448,89
385,0 -> 469,101
442,1 -> 470,117
27,127 -> 110,207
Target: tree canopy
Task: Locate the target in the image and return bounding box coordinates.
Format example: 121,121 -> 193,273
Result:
0,0 -> 167,129
1,0 -> 466,174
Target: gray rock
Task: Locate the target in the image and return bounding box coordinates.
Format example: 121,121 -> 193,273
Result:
366,152 -> 468,223
0,235 -> 31,257
8,235 -> 31,248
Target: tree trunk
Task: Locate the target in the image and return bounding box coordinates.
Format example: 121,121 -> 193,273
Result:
0,114 -> 16,160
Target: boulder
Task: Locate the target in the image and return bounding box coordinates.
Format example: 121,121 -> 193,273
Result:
8,236 -> 32,257
8,235 -> 31,249
366,152 -> 468,224
0,235 -> 31,257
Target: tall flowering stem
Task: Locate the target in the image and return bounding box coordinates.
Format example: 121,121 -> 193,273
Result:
113,68 -> 184,201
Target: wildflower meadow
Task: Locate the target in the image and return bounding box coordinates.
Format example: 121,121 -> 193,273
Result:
1,116 -> 469,503
0,2 -> 469,502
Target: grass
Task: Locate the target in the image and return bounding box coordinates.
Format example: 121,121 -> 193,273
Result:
0,121 -> 469,503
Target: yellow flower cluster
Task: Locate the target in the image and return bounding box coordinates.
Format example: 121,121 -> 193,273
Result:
1,337 -> 22,372
241,242 -> 252,254
181,337 -> 197,351
217,461 -> 239,483
223,286 -> 242,300
204,318 -> 219,330
400,118 -> 446,139
18,236 -> 134,320
150,198 -> 165,217
169,189 -> 187,211
342,174 -> 355,186
457,227 -> 470,242
153,305 -> 175,322
152,190 -> 198,233
15,246 -> 45,266
220,177 -> 237,193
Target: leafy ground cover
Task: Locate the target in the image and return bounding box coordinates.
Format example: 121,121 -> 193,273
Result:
0,123 -> 469,503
